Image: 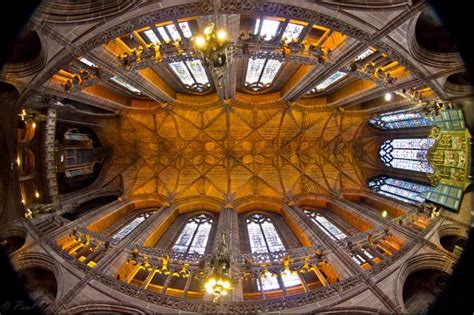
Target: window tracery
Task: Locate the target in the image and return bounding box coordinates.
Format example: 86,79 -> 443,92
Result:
368,176 -> 430,205
304,210 -> 347,241
111,211 -> 154,242
379,138 -> 436,173
246,214 -> 301,289
244,57 -> 283,92
369,108 -> 433,130
169,58 -> 211,92
172,214 -> 213,255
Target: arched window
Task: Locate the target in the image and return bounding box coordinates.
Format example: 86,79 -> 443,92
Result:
304,210 -> 347,241
244,57 -> 282,92
368,176 -> 430,205
111,211 -> 154,242
169,58 -> 211,93
246,214 -> 301,290
379,138 -> 435,173
172,214 -> 213,255
369,108 -> 433,130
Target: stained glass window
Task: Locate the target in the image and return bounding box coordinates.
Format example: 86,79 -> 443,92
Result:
110,76 -> 141,94
369,108 -> 433,130
178,22 -> 193,38
172,214 -> 213,255
79,57 -> 97,68
112,211 -> 154,242
379,138 -> 435,173
253,18 -> 281,40
169,59 -> 210,92
245,58 -> 282,91
368,176 -> 430,205
308,71 -> 347,94
354,48 -> 374,62
304,210 -> 347,241
144,29 -> 160,44
247,214 -> 301,290
157,26 -> 171,43
281,23 -> 304,42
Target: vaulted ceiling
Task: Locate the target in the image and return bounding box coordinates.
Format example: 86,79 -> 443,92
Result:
98,103 -> 367,204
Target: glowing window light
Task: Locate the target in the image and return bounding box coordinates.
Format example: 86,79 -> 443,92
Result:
110,76 -> 141,94
144,29 -> 160,44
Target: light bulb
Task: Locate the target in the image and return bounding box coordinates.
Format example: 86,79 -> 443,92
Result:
35,191 -> 40,199
32,122 -> 36,129
384,92 -> 393,102
381,210 -> 388,218
194,36 -> 206,49
216,29 -> 227,42
223,280 -> 231,289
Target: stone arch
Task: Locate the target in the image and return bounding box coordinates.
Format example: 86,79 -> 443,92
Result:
316,1 -> 413,11
407,9 -> 459,68
18,120 -> 37,143
38,0 -> 139,25
395,253 -> 453,313
0,81 -> 19,101
3,30 -> 46,77
64,301 -> 147,314
14,252 -> 64,304
437,223 -> 468,254
0,224 -> 27,254
18,147 -> 36,177
443,71 -> 472,95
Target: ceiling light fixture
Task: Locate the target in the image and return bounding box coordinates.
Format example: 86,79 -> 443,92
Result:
384,92 -> 393,102
192,22 -> 234,89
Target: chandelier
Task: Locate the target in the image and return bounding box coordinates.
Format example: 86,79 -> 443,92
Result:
203,232 -> 232,302
192,22 -> 233,88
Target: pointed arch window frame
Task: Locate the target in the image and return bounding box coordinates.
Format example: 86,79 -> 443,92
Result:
171,213 -> 214,255
168,56 -> 212,93
246,213 -> 301,291
303,210 -> 348,242
368,176 -> 430,205
244,57 -> 283,92
379,138 -> 436,173
369,108 -> 434,130
111,211 -> 154,243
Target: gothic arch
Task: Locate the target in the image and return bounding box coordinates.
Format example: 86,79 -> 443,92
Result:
3,30 -> 46,77
0,224 -> 27,255
443,71 -> 472,96
64,301 -> 147,314
394,253 -> 453,312
37,0 -> 139,25
13,252 -> 64,302
407,10 -> 460,68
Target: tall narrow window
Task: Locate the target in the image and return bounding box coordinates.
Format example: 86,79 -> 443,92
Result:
169,59 -> 211,92
112,211 -> 154,242
307,71 -> 347,94
369,108 -> 433,130
368,176 -> 430,205
244,58 -> 282,91
304,210 -> 347,241
379,138 -> 436,173
172,214 -> 213,255
246,214 -> 301,289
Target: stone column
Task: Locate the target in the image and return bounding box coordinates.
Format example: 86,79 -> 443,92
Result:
211,206 -> 243,302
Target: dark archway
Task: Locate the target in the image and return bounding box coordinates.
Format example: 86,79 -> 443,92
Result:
440,235 -> 466,254
415,8 -> 457,54
403,269 -> 450,313
17,267 -> 58,308
0,235 -> 25,255
6,31 -> 41,64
